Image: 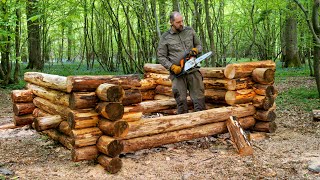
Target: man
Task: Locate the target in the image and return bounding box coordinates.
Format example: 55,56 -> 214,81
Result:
157,11 -> 206,114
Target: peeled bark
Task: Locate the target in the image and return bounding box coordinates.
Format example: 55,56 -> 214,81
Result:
138,78 -> 157,91
34,115 -> 63,131
97,155 -> 123,174
96,136 -> 124,157
71,146 -> 99,162
71,127 -> 103,148
96,83 -> 124,102
141,90 -> 156,100
58,121 -> 72,136
144,73 -> 171,86
205,89 -> 227,103
33,108 -> 51,117
252,68 -> 275,84
199,67 -> 225,78
66,74 -> 141,92
224,60 -> 276,79
225,89 -> 256,105
252,121 -> 277,133
11,89 -> 34,103
154,94 -> 172,100
235,77 -> 254,90
122,89 -> 142,106
26,83 -> 70,107
69,92 -> 98,109
203,78 -> 236,90
155,85 -> 173,97
33,97 -> 71,119
68,109 -> 99,129
143,63 -> 169,74
98,119 -> 129,138
13,114 -> 34,126
226,116 -> 253,156
123,105 -> 256,139
24,72 -> 68,92
13,103 -> 36,116
252,95 -> 275,110
96,102 -> 124,121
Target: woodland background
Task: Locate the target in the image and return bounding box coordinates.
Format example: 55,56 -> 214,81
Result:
0,0 -> 320,93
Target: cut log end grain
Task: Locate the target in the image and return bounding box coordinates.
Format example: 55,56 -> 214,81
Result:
96,83 -> 125,102
253,110 -> 276,122
252,68 -> 275,84
252,121 -> 277,133
97,155 -> 123,174
11,89 -> 34,103
96,102 -> 124,121
97,136 -> 124,157
13,103 -> 36,116
98,119 -> 129,138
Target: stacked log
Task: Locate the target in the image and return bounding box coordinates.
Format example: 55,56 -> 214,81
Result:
11,90 -> 35,126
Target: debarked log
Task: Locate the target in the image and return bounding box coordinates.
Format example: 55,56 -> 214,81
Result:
122,105 -> 256,139
122,89 -> 142,106
122,116 -> 255,153
96,136 -> 124,157
155,85 -> 173,97
96,102 -> 124,121
69,92 -> 98,109
33,97 -> 71,119
252,95 -> 275,110
252,68 -> 275,84
225,89 -> 256,105
66,74 -> 141,92
97,155 -> 123,174
96,83 -> 124,102
98,119 -> 129,138
26,83 -> 70,107
24,72 -> 68,92
71,127 -> 103,148
72,146 -> 99,162
13,114 -> 34,126
34,115 -> 63,131
224,60 -> 276,79
252,121 -> 277,133
203,78 -> 236,90
68,109 -> 99,129
11,89 -> 34,103
13,103 -> 36,116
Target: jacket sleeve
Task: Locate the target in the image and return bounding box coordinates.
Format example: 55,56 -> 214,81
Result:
192,28 -> 202,53
157,36 -> 173,70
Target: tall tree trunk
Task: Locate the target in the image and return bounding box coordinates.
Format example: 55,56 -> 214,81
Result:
312,0 -> 320,97
172,0 -> 180,12
14,0 -> 21,83
26,0 -> 43,70
284,2 -> 301,67
204,0 -> 216,67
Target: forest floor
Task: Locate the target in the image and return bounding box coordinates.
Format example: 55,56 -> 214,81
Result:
0,77 -> 319,179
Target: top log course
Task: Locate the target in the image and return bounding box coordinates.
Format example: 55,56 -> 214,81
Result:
24,72 -> 68,92
66,74 -> 141,92
224,60 -> 276,79
11,89 -> 34,103
143,63 -> 225,78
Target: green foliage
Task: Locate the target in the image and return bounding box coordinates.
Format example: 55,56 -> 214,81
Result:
276,86 -> 320,111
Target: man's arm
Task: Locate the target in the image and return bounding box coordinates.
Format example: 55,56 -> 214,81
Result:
157,36 -> 173,70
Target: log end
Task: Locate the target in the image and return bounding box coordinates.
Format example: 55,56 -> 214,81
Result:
225,91 -> 236,105
108,140 -> 124,157
263,69 -> 275,83
224,64 -> 235,79
97,156 -> 123,174
103,103 -> 124,121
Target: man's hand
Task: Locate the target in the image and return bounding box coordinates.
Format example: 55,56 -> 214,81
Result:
170,64 -> 182,74
189,48 -> 198,57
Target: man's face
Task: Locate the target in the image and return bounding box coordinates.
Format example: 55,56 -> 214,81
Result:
171,15 -> 184,32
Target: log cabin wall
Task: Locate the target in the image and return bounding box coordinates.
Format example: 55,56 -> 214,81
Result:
9,60 -> 277,173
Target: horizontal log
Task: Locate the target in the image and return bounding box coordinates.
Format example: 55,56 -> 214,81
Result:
13,114 -> 34,126
98,119 -> 129,138
199,67 -> 225,78
33,108 -> 51,117
33,97 -> 71,119
253,84 -> 276,97
96,83 -> 124,102
13,103 -> 36,116
203,78 -> 236,90
122,116 -> 255,153
72,146 -> 99,162
252,121 -> 277,133
224,60 -> 276,79
66,74 -> 141,92
68,109 -> 99,129
42,129 -> 60,141
252,95 -> 275,110
58,134 -> 73,150
122,112 -> 143,122
97,155 -> 123,174
252,68 -> 275,84
205,89 -> 227,103
143,63 -> 169,74
225,89 -> 256,105
58,121 -> 72,136
137,78 -> 157,91
11,89 -> 34,103
155,85 -> 173,97
141,90 -> 156,101
253,109 -> 276,122
69,92 -> 98,109
96,102 -> 124,121
235,77 -> 254,90
122,105 -> 256,139
122,89 -> 142,106
24,72 -> 68,92
71,127 -> 103,148
97,136 -> 124,157
34,115 -> 63,131
26,83 -> 70,107
143,72 -> 172,86
154,94 -> 172,100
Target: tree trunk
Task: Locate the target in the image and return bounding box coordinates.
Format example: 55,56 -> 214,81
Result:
69,92 -> 98,109
97,155 -> 122,174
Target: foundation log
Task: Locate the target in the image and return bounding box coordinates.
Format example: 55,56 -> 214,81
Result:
33,97 -> 71,119
34,115 -> 63,131
98,119 -> 129,138
13,114 -> 34,126
71,127 -> 103,148
68,109 -> 99,129
58,121 -> 72,136
253,109 -> 276,122
252,121 -> 277,133
97,155 -> 123,174
13,103 -> 36,116
252,95 -> 275,110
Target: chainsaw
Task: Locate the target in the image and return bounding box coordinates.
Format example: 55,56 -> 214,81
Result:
176,51 -> 213,77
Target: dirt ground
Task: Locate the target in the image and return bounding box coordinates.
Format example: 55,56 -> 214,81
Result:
0,77 -> 319,179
